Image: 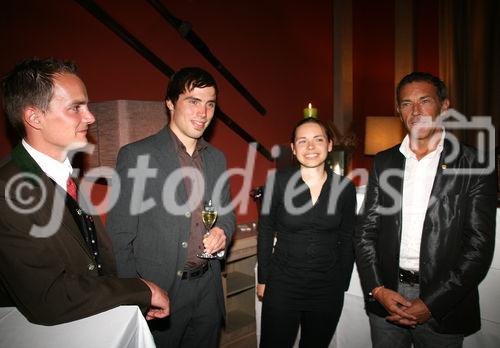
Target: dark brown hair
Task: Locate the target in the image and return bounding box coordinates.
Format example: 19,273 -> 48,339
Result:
165,67 -> 218,116
1,57 -> 78,137
291,117 -> 333,144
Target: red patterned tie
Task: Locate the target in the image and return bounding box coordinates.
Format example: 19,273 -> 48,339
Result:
66,177 -> 78,201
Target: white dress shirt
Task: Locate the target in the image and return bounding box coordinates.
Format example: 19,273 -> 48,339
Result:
22,139 -> 73,192
398,131 -> 445,271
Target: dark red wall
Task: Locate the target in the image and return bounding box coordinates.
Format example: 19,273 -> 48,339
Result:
351,0 -> 440,181
415,0 -> 440,75
0,0 -> 334,223
352,0 -> 396,178
0,0 -> 439,221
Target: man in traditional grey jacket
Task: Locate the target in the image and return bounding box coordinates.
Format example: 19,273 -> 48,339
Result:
0,58 -> 169,325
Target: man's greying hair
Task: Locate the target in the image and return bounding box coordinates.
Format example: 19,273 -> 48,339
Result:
396,72 -> 448,105
1,58 -> 78,137
165,67 -> 218,116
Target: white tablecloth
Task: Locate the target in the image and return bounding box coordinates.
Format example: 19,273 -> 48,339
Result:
0,306 -> 155,348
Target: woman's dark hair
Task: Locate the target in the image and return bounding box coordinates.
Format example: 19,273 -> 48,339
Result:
291,117 -> 333,144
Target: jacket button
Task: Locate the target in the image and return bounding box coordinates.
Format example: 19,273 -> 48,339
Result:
181,241 -> 188,248
88,263 -> 95,271
177,270 -> 183,277
185,212 -> 191,218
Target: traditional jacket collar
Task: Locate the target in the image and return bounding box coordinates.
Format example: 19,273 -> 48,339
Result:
11,143 -> 45,185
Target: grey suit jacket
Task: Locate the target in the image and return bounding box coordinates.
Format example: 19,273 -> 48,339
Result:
106,126 -> 235,315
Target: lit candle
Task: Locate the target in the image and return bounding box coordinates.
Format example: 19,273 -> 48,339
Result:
303,102 -> 318,118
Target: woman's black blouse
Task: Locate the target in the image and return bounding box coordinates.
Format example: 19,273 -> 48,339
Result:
257,166 -> 356,311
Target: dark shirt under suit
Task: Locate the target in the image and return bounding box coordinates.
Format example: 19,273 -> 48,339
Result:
169,129 -> 208,271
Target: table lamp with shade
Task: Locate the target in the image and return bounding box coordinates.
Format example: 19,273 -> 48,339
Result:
364,116 -> 405,155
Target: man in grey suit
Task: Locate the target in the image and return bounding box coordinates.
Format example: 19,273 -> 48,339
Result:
107,67 -> 235,348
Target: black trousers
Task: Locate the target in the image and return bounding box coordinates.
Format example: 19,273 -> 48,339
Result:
148,270 -> 222,348
260,294 -> 344,348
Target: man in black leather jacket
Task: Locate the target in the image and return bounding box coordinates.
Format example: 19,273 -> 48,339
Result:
355,72 -> 496,348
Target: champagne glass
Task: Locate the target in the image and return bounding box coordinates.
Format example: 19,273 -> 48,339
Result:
197,200 -> 218,259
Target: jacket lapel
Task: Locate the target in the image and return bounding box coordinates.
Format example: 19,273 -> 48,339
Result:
390,148 -> 405,242
150,127 -> 188,205
424,138 -> 458,216
11,144 -> 93,257
201,148 -> 214,203
11,144 -> 44,181
53,182 -> 95,258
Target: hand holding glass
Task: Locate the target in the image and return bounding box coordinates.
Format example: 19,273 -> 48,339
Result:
197,200 -> 218,259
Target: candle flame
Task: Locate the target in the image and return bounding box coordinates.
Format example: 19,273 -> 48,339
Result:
308,103 -> 312,109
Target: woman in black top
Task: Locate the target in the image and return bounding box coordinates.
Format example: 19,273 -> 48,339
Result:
257,117 -> 356,348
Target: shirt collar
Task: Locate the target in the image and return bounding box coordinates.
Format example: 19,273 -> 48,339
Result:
22,139 -> 73,191
168,127 -> 208,155
399,128 -> 445,160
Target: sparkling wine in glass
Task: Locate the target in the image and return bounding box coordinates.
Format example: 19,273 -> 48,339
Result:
197,200 -> 218,259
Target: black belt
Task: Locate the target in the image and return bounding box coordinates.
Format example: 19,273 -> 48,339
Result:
399,268 -> 419,284
182,263 -> 209,280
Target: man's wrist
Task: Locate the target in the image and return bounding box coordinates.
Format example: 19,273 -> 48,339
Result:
370,285 -> 384,298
